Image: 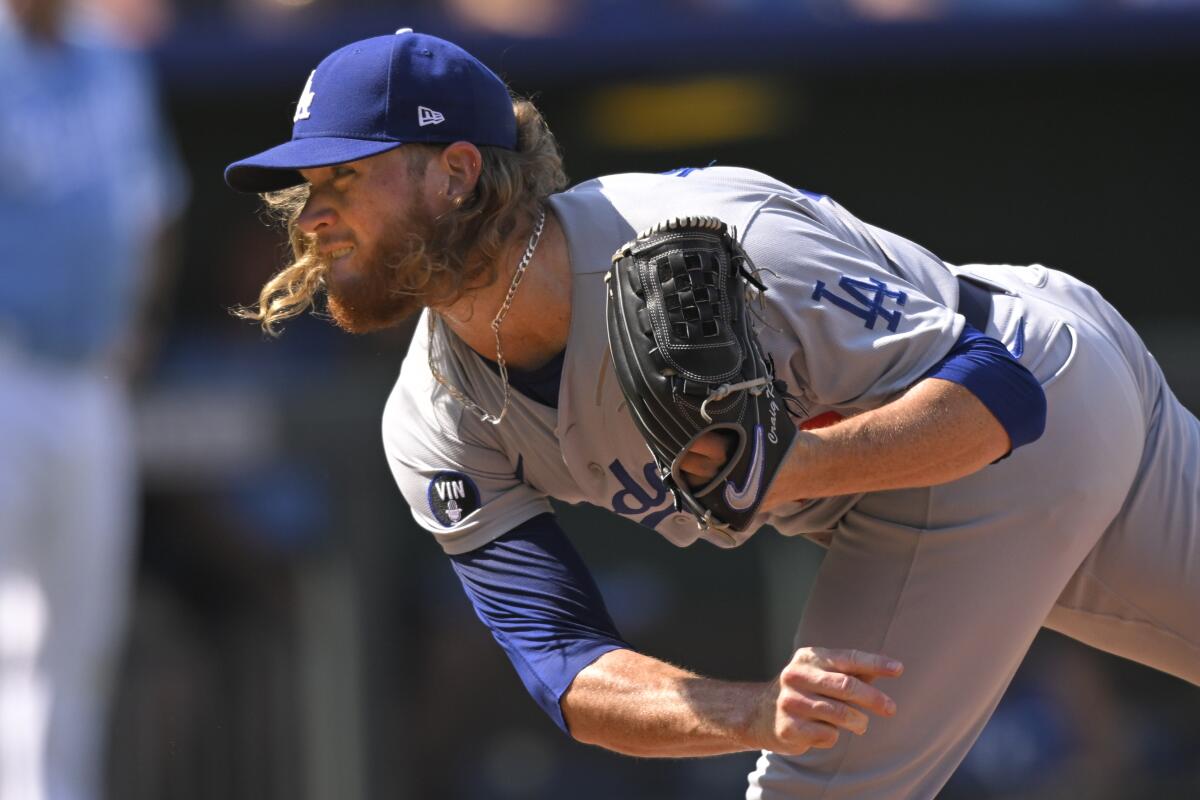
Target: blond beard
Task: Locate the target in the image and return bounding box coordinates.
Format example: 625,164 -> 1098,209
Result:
324,204 -> 445,334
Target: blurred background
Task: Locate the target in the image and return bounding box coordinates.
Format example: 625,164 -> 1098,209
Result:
2,0 -> 1198,799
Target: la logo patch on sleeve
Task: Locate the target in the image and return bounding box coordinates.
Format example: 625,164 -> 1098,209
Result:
427,472 -> 481,527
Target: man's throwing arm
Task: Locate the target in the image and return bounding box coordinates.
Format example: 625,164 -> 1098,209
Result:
447,513 -> 629,733
448,514 -> 904,756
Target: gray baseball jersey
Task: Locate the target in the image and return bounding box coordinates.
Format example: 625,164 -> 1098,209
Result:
386,166 -> 973,550
383,166 -> 1200,799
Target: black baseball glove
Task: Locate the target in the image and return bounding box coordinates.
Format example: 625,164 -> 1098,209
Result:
605,216 -> 796,534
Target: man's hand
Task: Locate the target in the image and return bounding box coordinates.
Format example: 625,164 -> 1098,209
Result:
746,647 -> 903,756
678,431 -> 735,487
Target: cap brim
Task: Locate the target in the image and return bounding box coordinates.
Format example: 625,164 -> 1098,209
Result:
224,137 -> 404,193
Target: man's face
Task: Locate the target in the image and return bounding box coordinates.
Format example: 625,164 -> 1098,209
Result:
297,147 -> 439,333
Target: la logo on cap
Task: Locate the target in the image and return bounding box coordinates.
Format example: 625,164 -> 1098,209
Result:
294,71 -> 316,122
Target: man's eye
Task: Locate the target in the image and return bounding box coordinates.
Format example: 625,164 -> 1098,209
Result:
333,167 -> 355,180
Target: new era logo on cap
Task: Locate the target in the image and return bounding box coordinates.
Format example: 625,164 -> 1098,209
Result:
418,106 -> 445,127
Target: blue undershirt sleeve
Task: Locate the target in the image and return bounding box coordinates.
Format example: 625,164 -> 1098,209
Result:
923,321 -> 1047,452
447,513 -> 630,735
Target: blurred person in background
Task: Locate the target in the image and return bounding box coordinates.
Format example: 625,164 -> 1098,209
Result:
0,0 -> 185,798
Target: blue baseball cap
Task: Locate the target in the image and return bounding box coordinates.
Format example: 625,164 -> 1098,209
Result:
225,28 -> 517,193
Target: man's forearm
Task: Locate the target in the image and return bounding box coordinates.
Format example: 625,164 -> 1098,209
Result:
764,378 -> 1010,509
562,649 -> 760,757
562,646 -> 902,758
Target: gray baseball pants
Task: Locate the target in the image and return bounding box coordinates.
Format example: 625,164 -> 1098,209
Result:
748,265 -> 1200,799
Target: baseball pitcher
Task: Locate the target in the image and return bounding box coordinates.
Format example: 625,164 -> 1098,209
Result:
224,30 -> 1199,799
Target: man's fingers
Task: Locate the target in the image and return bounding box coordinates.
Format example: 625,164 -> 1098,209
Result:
773,719 -> 841,754
795,646 -> 904,679
679,432 -> 737,484
679,432 -> 738,486
678,450 -> 722,483
782,665 -> 899,718
754,649 -> 897,755
780,692 -> 871,735
688,431 -> 733,461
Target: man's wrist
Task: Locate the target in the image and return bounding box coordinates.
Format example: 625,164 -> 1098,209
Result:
734,679 -> 776,752
762,429 -> 824,512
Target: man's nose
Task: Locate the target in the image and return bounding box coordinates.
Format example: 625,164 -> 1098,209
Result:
296,198 -> 336,235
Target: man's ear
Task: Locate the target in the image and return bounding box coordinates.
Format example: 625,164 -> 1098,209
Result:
440,141 -> 483,203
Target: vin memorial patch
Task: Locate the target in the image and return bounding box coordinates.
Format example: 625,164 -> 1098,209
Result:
427,472 -> 481,527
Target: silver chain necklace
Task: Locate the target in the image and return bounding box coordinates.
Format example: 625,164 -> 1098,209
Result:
427,205 -> 547,425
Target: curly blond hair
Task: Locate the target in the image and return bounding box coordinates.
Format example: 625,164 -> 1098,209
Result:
237,99 -> 568,335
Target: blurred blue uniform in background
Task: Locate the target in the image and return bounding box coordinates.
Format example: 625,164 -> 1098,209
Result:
0,2 -> 184,798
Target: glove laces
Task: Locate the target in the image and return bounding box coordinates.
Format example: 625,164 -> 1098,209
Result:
698,377 -> 771,423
